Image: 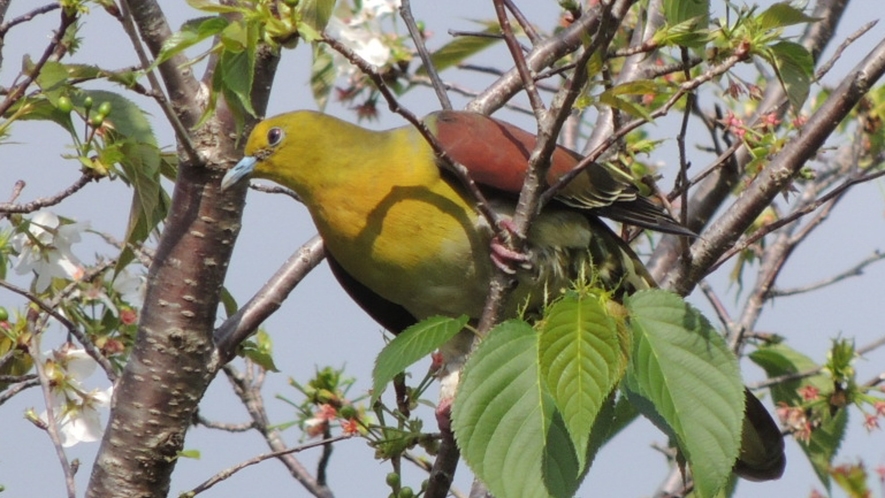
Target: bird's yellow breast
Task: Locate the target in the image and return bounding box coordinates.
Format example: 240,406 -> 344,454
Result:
299,127 -> 495,319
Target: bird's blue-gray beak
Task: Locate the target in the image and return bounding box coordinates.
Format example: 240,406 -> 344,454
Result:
221,156 -> 257,190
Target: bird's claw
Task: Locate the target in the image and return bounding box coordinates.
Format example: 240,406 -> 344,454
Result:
490,219 -> 533,274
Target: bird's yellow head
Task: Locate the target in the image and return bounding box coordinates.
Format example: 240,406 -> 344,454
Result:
221,111 -> 359,194
221,112 -> 302,192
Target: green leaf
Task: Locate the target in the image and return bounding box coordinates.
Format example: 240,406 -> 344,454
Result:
239,330 -> 279,372
757,2 -> 818,32
7,95 -> 76,136
185,0 -> 244,14
655,17 -> 712,48
663,0 -> 709,25
156,16 -> 229,66
222,48 -> 257,114
116,141 -> 169,270
767,41 -> 814,111
220,287 -> 239,318
598,81 -> 659,121
831,463 -> 871,498
418,25 -> 502,75
539,292 -> 623,468
298,0 -> 336,40
78,90 -> 156,146
624,290 -> 743,498
750,344 -> 848,491
660,0 -> 709,47
33,60 -> 70,99
371,315 -> 468,403
73,90 -> 166,270
453,320 -> 584,498
176,448 -> 201,460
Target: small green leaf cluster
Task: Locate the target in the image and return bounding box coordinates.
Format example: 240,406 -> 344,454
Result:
709,2 -> 816,111
283,365 -> 367,438
238,329 -> 279,372
157,0 -> 336,129
750,337 -> 885,495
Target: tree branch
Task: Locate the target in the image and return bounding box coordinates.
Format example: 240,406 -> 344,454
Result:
664,37 -> 885,296
214,236 -> 325,364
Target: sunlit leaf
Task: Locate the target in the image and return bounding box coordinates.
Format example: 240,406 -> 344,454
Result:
453,320 -> 585,498
624,290 -> 743,498
371,315 -> 468,403
539,292 -> 623,468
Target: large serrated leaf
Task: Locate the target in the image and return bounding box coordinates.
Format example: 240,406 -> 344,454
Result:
539,293 -> 623,469
371,315 -> 468,403
624,289 -> 743,498
750,344 -> 848,491
453,320 -> 584,498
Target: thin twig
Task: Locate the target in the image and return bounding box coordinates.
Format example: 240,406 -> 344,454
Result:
0,3 -> 59,37
696,280 -> 733,331
186,434 -> 355,496
0,378 -> 40,406
248,182 -> 301,202
0,7 -> 76,118
770,250 -> 885,297
194,415 -> 255,432
493,0 -> 545,114
815,20 -> 878,80
400,0 -> 451,109
503,0 -> 540,44
712,168 -> 885,272
221,364 -> 333,497
0,173 -> 96,214
750,334 -> 885,390
0,259 -> 117,380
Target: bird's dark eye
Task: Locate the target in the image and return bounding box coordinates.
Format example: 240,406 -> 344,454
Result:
267,127 -> 284,146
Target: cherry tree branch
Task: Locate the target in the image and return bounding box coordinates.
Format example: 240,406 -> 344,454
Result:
648,0 -> 853,283
399,0 -> 451,109
186,434 -> 354,496
0,173 -> 97,215
770,250 -> 885,298
663,37 -> 885,296
214,236 -> 325,364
